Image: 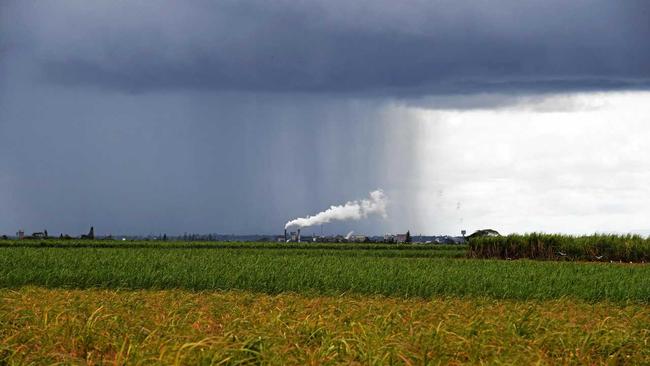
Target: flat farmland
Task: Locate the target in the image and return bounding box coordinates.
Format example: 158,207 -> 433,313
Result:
0,243 -> 647,301
0,241 -> 648,364
1,288 -> 648,365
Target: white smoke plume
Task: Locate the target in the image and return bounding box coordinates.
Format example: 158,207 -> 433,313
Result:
345,231 -> 355,240
285,189 -> 388,229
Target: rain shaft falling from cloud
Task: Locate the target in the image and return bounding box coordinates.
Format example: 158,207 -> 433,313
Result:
285,190 -> 388,229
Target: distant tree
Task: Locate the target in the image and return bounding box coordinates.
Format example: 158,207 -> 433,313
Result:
467,229 -> 501,240
405,231 -> 412,243
81,226 -> 95,240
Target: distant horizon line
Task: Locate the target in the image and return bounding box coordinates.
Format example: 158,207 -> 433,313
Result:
4,229 -> 650,239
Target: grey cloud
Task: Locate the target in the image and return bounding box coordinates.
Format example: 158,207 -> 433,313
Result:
0,69 -> 419,234
7,0 -> 650,95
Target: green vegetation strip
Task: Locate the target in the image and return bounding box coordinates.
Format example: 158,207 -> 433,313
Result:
1,288 -> 648,365
0,239 -> 465,251
469,233 -> 650,262
0,247 -> 647,302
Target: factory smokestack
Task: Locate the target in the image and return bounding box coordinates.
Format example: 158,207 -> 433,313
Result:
284,229 -> 287,242
285,189 -> 388,229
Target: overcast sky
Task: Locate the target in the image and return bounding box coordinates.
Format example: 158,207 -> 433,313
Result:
1,1 -> 649,236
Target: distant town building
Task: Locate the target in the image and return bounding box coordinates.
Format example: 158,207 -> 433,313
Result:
287,229 -> 302,242
350,235 -> 368,243
395,234 -> 407,243
31,231 -> 47,239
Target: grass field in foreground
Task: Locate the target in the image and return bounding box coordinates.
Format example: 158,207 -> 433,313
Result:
0,246 -> 648,302
0,288 -> 648,365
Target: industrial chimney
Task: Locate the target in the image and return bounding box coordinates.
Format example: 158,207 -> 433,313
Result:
297,229 -> 301,243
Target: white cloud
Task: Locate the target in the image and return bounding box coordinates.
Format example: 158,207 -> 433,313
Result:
407,92 -> 650,235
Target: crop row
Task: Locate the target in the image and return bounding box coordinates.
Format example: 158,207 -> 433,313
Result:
2,288 -> 648,365
0,247 -> 647,302
468,233 -> 650,262
0,239 -> 465,251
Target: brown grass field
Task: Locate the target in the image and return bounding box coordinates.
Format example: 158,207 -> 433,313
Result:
0,287 -> 648,365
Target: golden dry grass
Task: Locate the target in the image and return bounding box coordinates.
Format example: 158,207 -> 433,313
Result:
0,287 -> 648,365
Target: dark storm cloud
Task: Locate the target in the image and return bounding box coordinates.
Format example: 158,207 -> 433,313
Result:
7,0 -> 650,95
0,67 -> 418,235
